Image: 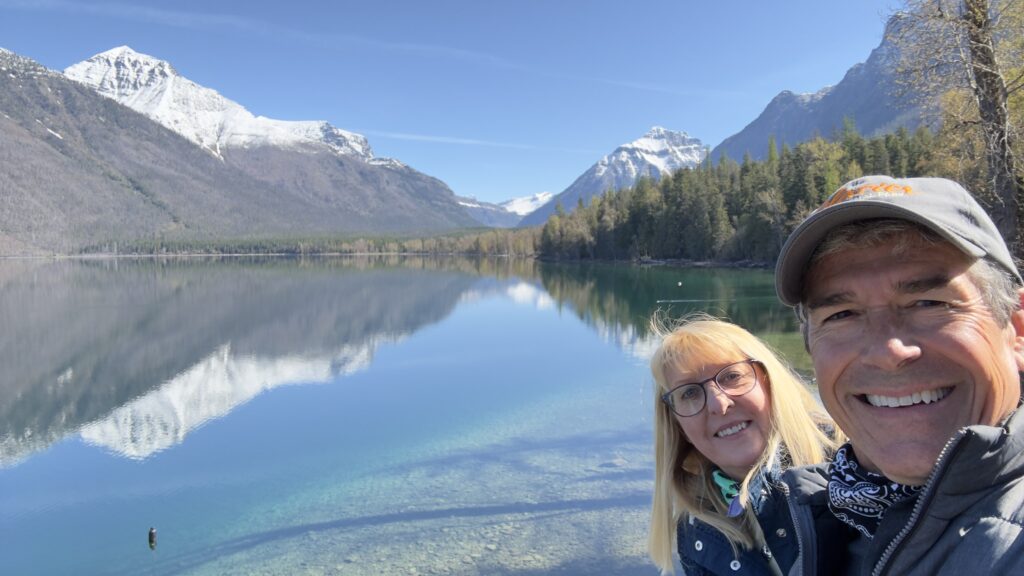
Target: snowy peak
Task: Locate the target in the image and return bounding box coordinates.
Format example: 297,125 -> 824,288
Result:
78,45 -> 178,96
518,127 -> 705,226
64,46 -> 375,160
500,192 -> 554,216
595,126 -> 705,178
634,125 -> 703,150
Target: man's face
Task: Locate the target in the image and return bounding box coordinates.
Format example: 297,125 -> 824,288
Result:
804,235 -> 1024,485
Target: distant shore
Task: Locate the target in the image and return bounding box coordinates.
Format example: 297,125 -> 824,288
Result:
0,252 -> 774,270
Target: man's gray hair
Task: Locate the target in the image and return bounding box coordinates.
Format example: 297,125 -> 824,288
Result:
796,219 -> 1021,343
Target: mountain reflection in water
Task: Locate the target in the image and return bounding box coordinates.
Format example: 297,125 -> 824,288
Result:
0,256 -> 805,576
0,257 -> 494,465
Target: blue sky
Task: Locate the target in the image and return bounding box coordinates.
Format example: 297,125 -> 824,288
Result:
1,0 -> 898,203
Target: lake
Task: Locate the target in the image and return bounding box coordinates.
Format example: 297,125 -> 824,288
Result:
0,256 -> 806,575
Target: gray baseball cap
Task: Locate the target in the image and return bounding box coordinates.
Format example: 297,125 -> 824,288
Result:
775,175 -> 1022,306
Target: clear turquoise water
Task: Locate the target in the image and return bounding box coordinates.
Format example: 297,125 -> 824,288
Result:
0,257 -> 800,575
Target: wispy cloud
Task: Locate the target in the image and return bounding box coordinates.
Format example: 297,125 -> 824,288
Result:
359,129 -> 601,155
0,0 -> 523,69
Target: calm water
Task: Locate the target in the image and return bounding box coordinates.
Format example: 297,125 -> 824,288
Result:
0,257 -> 805,576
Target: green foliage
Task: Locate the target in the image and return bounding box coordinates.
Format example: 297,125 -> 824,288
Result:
539,125 -> 947,262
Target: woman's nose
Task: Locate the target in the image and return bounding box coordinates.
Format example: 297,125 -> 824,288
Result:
705,384 -> 734,415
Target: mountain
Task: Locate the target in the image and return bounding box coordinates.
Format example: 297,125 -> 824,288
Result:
710,17 -> 930,162
454,196 -> 522,228
0,47 -> 279,253
501,192 -> 554,217
518,127 -> 705,227
0,47 -> 478,254
64,46 -> 381,162
452,191 -> 557,228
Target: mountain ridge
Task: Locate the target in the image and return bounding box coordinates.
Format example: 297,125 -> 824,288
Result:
0,47 -> 477,254
64,46 -> 380,162
710,17 -> 930,162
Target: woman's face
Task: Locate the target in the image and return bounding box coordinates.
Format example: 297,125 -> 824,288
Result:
665,360 -> 772,479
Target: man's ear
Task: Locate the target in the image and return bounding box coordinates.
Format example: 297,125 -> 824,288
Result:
795,304 -> 811,353
1010,288 -> 1024,371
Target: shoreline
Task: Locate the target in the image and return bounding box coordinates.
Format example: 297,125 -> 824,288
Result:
0,252 -> 775,269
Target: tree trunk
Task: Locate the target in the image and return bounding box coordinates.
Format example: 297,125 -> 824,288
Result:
963,0 -> 1023,251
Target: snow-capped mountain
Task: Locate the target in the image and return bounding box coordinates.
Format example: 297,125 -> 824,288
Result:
451,191 -> 556,228
0,45 -> 481,253
519,127 -> 706,226
500,192 -> 554,216
64,46 -> 393,164
454,196 -> 521,228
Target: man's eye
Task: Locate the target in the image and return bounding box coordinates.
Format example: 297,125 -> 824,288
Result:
911,299 -> 945,308
823,309 -> 855,323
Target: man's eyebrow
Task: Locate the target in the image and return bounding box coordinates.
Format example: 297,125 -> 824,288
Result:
805,274 -> 953,310
806,291 -> 853,310
895,274 -> 952,294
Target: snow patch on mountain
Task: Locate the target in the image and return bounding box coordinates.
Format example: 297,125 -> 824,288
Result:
64,46 -> 386,162
796,85 -> 833,104
0,47 -> 57,79
500,192 -> 554,216
455,195 -> 522,228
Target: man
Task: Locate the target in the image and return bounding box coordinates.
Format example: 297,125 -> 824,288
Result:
771,175 -> 1024,575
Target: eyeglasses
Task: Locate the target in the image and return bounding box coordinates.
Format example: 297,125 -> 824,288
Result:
661,359 -> 763,418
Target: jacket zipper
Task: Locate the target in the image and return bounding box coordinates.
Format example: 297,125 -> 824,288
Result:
777,481 -> 810,576
870,430 -> 968,576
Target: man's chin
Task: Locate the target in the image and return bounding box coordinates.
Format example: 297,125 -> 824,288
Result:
854,447 -> 936,486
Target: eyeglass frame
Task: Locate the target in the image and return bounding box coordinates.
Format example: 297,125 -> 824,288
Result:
660,359 -> 765,418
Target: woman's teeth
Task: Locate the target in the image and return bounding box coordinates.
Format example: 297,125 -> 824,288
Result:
715,421 -> 749,438
865,387 -> 953,408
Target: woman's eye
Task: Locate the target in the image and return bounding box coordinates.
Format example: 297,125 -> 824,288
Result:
719,371 -> 741,383
679,386 -> 701,401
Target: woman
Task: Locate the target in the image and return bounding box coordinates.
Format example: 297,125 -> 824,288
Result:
648,314 -> 837,575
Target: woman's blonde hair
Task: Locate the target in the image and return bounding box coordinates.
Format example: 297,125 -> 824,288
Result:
647,313 -> 838,575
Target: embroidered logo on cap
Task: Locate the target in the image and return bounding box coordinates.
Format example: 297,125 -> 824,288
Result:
817,181 -> 914,212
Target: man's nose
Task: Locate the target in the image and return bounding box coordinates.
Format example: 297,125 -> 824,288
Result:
861,309 -> 922,370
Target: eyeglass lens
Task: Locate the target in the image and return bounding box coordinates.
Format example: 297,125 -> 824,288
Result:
665,360 -> 758,417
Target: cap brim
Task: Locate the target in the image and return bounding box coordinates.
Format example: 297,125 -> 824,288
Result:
775,201 -> 985,306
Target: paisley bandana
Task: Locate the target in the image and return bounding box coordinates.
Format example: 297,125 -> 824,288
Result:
827,444 -> 922,538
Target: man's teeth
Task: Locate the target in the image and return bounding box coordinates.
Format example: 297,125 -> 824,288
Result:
865,387 -> 953,408
716,422 -> 749,438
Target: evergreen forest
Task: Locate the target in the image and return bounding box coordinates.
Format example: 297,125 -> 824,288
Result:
538,119 -> 1017,262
